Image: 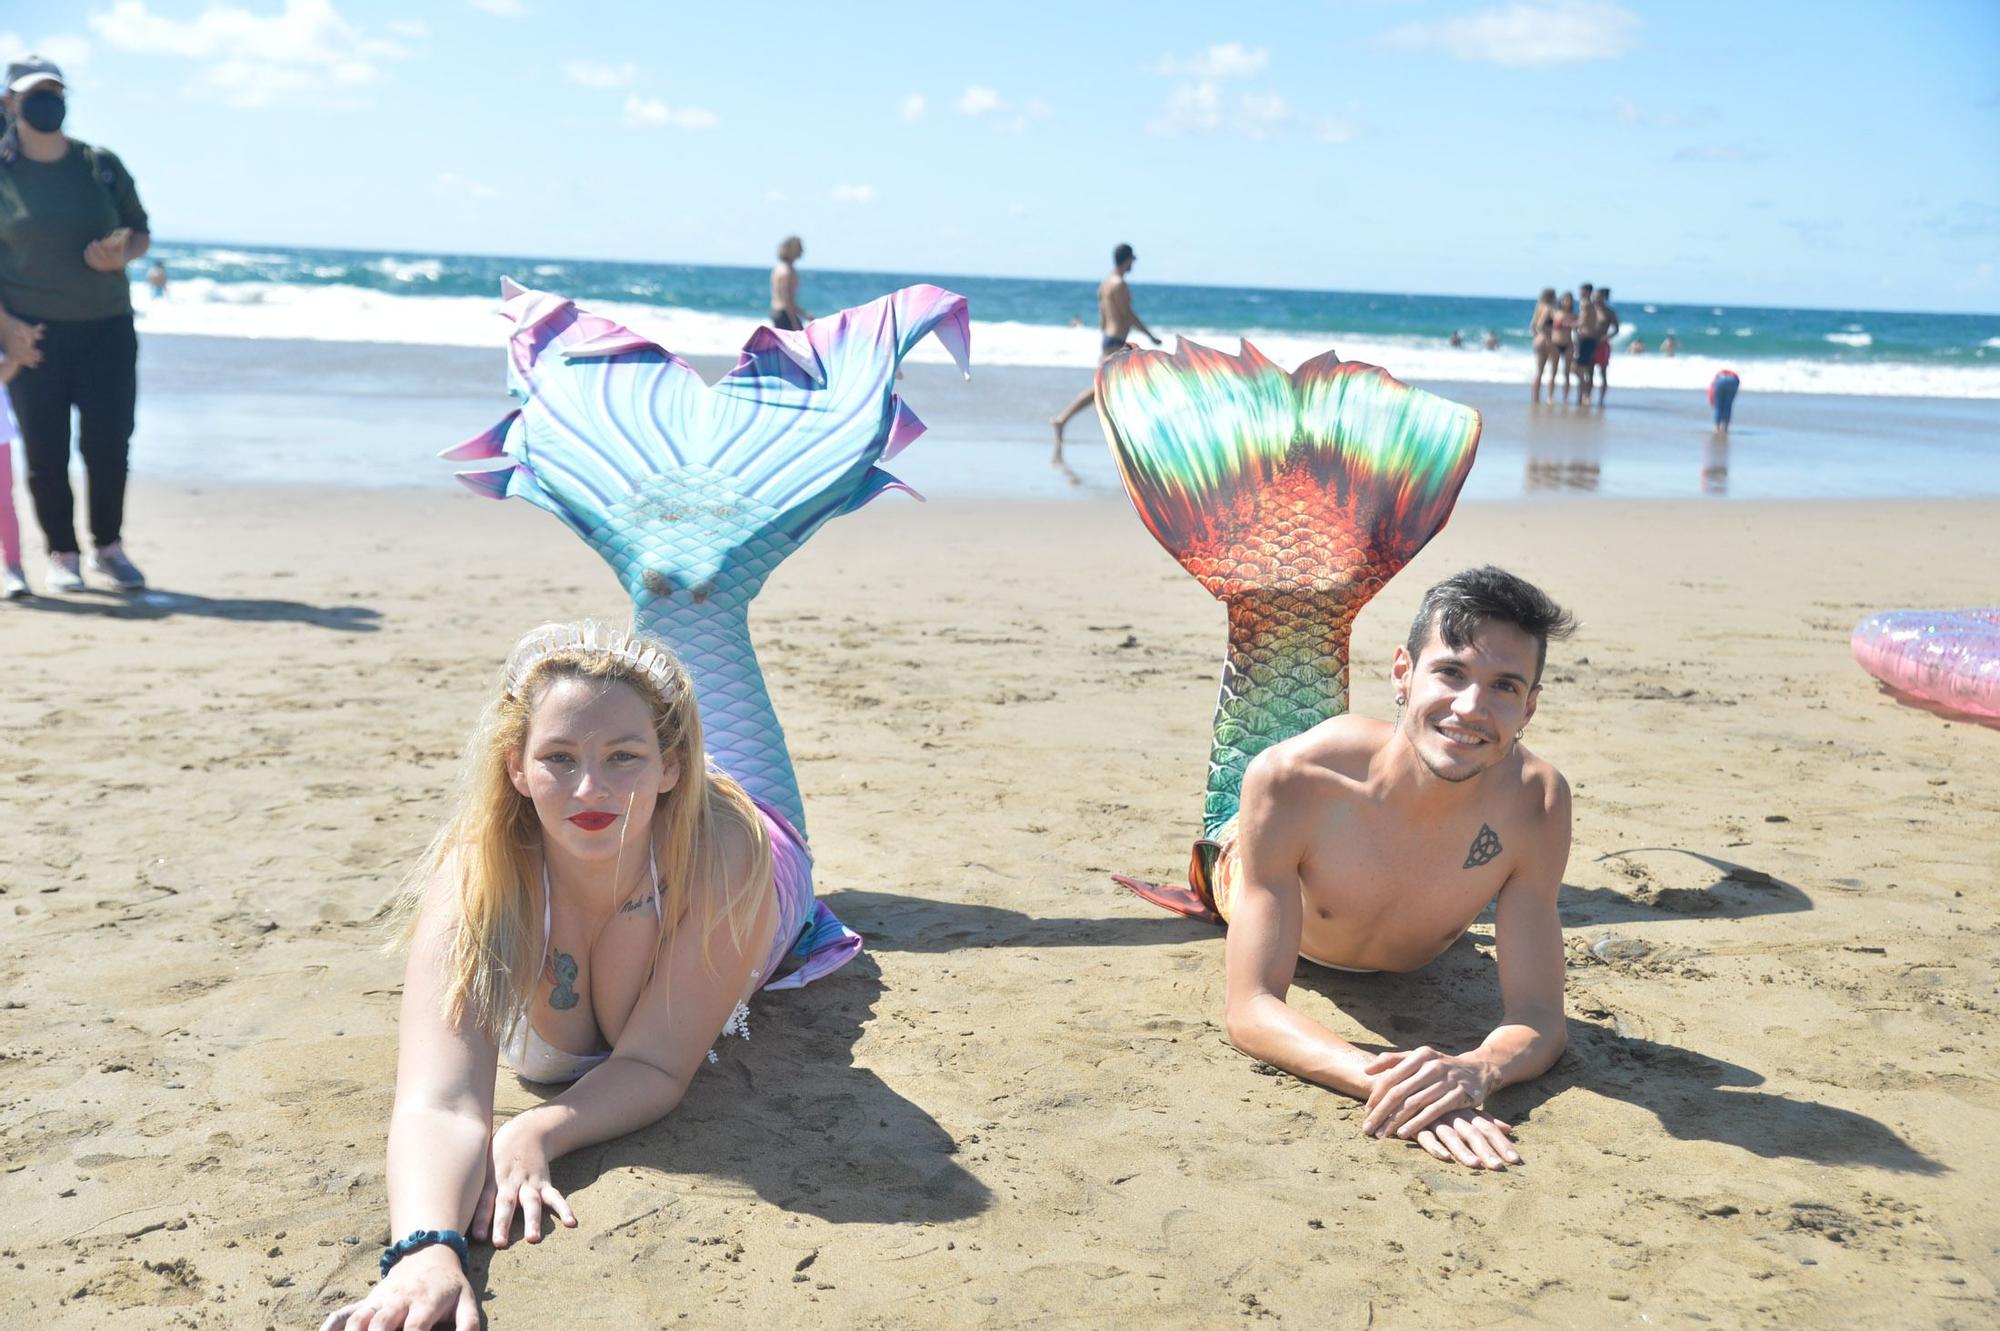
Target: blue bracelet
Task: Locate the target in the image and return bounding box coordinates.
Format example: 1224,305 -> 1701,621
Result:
380,1228 -> 470,1278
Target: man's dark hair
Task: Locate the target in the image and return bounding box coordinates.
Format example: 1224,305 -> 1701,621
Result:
1113,243 -> 1136,265
1405,566 -> 1577,683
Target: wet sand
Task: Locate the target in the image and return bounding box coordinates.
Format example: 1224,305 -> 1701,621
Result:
128,332 -> 2000,501
2,481 -> 1996,1328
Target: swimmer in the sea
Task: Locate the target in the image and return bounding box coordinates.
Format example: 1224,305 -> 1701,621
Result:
1217,568 -> 1576,1170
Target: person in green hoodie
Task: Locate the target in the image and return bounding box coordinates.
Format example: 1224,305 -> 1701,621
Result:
0,53 -> 152,593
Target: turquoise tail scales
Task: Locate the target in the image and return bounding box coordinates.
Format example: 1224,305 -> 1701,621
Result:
1093,342 -> 1481,917
445,280 -> 970,837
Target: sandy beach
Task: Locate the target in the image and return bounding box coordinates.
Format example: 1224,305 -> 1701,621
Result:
2,466 -> 1996,1327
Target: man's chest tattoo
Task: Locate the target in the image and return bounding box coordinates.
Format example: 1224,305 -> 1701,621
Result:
549,951 -> 580,1009
1463,823 -> 1503,869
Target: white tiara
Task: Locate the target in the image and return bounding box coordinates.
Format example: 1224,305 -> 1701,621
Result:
504,620 -> 679,698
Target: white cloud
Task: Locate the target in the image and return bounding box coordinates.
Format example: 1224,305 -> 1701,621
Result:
1382,1 -> 1640,67
85,0 -> 409,108
954,84 -> 1004,116
467,0 -> 526,15
1146,43 -> 1345,143
434,171 -> 498,201
1237,92 -> 1290,134
829,183 -> 876,203
1154,42 -> 1268,80
564,60 -> 636,88
1150,81 -> 1300,140
624,94 -> 717,129
951,85 -> 1048,131
388,19 -> 428,40
1152,81 -> 1222,133
763,188 -> 788,203
899,92 -> 926,122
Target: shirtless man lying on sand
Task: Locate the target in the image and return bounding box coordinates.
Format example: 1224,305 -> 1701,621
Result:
1221,568 -> 1576,1170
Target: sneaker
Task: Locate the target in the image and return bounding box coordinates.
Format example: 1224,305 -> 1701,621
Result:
47,551 -> 84,593
89,542 -> 147,591
2,565 -> 27,600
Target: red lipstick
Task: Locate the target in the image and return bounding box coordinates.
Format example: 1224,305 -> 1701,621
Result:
568,812 -> 617,831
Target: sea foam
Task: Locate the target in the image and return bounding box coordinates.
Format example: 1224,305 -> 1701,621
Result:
129,279 -> 2000,400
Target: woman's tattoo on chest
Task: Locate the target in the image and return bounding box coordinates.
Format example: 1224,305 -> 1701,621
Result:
549,951 -> 580,1009
1463,823 -> 1503,869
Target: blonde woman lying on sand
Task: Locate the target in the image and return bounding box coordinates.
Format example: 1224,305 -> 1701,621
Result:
323,623 -> 858,1331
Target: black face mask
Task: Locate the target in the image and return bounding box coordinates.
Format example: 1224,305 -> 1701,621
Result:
17,89 -> 66,134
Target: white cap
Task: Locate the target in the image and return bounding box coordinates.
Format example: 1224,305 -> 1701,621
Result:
6,55 -> 65,95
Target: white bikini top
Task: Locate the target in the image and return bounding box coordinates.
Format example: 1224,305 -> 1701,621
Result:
499,860 -> 660,1084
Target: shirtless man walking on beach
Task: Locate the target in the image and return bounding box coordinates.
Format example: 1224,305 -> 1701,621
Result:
1220,568 -> 1575,1170
769,235 -> 809,331
1050,243 -> 1162,478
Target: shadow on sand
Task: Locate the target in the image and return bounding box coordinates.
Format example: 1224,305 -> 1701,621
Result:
1560,847 -> 1814,926
1289,938 -> 1941,1176
535,954 -> 992,1225
1868,680 -> 2000,731
821,886 -> 1222,953
8,586 -> 380,631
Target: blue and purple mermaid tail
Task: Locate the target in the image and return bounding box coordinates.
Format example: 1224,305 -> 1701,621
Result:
448,280 -> 971,982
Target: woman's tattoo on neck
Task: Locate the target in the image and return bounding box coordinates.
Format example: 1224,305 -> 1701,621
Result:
549,951 -> 580,1009
1463,823 -> 1502,869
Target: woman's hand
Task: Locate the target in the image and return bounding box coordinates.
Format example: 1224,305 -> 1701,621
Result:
318,1243 -> 477,1331
83,228 -> 133,272
0,314 -> 42,368
472,1113 -> 577,1249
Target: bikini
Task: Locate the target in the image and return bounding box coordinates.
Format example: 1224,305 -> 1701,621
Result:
497,795 -> 854,1083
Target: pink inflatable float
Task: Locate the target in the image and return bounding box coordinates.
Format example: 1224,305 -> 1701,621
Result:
1852,609 -> 2000,720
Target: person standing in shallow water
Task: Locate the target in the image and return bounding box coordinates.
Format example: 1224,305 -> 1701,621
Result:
769,235 -> 809,331
1049,242 -> 1163,481
0,54 -> 152,593
1528,288 -> 1556,402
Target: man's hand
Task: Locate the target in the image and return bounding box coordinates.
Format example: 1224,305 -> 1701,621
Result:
472,1115 -> 576,1249
1408,1108 -> 1521,1170
84,228 -> 134,272
0,316 -> 44,369
1361,1046 -> 1497,1139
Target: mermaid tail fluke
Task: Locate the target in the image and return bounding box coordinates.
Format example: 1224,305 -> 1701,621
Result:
449,282 -> 970,835
1096,341 -> 1480,905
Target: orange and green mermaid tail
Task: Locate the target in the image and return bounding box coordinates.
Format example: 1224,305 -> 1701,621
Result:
1095,341 -> 1481,919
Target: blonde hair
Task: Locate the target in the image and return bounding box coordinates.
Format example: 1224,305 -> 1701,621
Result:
397,622 -> 773,1039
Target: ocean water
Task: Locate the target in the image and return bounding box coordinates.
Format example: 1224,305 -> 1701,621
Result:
132,335 -> 2000,502
128,241 -> 2000,401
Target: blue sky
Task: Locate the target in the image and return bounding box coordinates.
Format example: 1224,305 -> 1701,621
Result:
10,0 -> 1998,311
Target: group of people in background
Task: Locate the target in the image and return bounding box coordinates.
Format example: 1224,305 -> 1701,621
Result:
1529,283 -> 1620,406
0,53 -> 151,601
